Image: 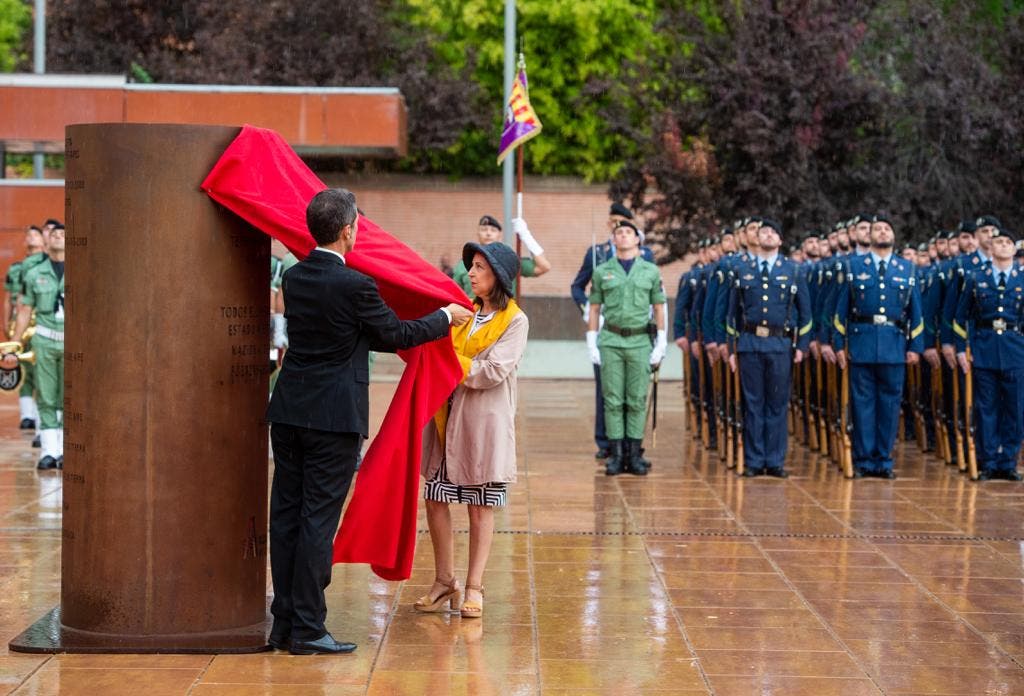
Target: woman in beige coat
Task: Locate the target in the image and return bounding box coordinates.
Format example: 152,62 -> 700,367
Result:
415,241 -> 528,618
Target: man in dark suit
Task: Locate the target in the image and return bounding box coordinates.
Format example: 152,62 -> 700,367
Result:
266,188 -> 471,655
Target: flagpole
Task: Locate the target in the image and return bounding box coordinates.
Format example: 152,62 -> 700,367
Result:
502,0 -> 516,244
515,145 -> 524,302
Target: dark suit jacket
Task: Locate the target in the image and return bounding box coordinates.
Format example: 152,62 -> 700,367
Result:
266,249 -> 450,436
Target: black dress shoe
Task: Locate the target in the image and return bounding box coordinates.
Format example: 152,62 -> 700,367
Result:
289,632 -> 356,655
765,468 -> 789,479
741,468 -> 761,477
267,634 -> 291,651
879,470 -> 897,480
594,447 -> 610,460
976,470 -> 994,481
56,456 -> 63,470
37,456 -> 58,470
19,418 -> 35,430
999,470 -> 1023,481
31,435 -> 40,448
850,469 -> 864,479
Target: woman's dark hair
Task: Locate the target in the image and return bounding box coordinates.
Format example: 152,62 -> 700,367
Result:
473,277 -> 511,312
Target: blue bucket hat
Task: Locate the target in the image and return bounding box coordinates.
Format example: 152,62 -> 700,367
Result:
462,242 -> 520,297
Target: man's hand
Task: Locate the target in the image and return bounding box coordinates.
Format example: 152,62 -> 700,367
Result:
691,342 -> 702,359
923,347 -> 940,369
821,344 -> 836,364
809,340 -> 820,359
794,349 -> 804,364
675,336 -> 689,354
586,330 -> 602,365
705,341 -> 719,364
0,353 -> 18,371
717,343 -> 730,361
836,349 -> 847,370
446,304 -> 473,326
956,351 -> 970,374
906,351 -> 919,366
941,344 -> 957,370
728,353 -> 737,373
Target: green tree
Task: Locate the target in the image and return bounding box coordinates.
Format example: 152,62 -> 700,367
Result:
0,0 -> 30,72
403,0 -> 661,180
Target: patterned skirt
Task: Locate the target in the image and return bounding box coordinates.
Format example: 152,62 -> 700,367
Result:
423,457 -> 507,507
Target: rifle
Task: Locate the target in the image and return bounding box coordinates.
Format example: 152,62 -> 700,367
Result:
734,354 -> 744,475
804,359 -> 818,450
840,362 -> 854,478
645,365 -> 660,448
724,351 -> 734,467
682,349 -> 697,436
712,353 -> 724,458
931,359 -> 950,464
964,349 -> 978,480
951,363 -> 965,472
815,353 -> 828,455
829,360 -> 841,469
698,338 -> 709,447
911,363 -> 927,450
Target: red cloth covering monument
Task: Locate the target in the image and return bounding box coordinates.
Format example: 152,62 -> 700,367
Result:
201,125 -> 469,580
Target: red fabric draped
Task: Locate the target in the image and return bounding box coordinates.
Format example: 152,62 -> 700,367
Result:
201,125 -> 469,580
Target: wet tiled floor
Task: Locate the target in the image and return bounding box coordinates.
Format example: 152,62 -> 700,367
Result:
1,378 -> 1023,694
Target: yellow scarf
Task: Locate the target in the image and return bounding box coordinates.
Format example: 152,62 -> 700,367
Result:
433,300 -> 521,446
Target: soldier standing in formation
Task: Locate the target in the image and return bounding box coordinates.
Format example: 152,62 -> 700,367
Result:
726,219 -> 812,477
4,225 -> 45,431
573,203 -> 655,459
586,219 -> 667,475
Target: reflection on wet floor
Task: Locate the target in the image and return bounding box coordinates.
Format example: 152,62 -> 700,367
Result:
1,379 -> 1023,694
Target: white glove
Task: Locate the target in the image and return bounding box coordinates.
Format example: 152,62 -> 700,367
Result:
586,330 -> 601,365
512,217 -> 544,256
649,329 -> 667,366
271,313 -> 288,349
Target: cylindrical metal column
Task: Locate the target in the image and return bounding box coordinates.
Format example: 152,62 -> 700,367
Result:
11,123 -> 271,653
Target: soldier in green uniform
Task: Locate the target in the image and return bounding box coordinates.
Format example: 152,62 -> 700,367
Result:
4,226 -> 45,430
2,225 -> 65,469
586,219 -> 667,476
452,215 -> 550,298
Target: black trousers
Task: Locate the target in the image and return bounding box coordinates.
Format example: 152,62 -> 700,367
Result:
269,422 -> 361,641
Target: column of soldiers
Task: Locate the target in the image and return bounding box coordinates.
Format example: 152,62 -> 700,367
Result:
674,213 -> 1023,482
1,219 -> 67,470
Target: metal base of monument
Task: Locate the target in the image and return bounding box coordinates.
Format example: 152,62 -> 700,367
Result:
8,606 -> 273,654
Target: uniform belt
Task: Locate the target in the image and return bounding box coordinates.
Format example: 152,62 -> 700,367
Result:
851,316 -> 904,330
741,323 -> 788,338
605,323 -> 648,337
34,325 -> 64,342
976,319 -> 1020,332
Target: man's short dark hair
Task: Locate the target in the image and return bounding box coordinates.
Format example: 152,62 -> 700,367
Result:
306,188 -> 357,246
43,218 -> 61,228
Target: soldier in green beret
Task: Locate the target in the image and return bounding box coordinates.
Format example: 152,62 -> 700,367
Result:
586,219 -> 667,475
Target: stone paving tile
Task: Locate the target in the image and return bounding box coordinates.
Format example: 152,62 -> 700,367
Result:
0,380 -> 1021,694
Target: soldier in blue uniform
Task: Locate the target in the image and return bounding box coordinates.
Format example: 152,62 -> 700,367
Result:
572,202 -> 654,459
952,225 -> 1024,481
726,219 -> 812,477
834,215 -> 924,478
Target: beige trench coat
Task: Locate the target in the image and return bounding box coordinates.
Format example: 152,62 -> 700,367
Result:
421,311 -> 529,486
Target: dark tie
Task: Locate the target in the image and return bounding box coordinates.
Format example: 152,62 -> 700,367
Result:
878,259 -> 886,280
998,271 -> 1006,289
761,261 -> 769,279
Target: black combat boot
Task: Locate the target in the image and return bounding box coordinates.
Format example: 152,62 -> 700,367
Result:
604,440 -> 624,476
626,439 -> 650,476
